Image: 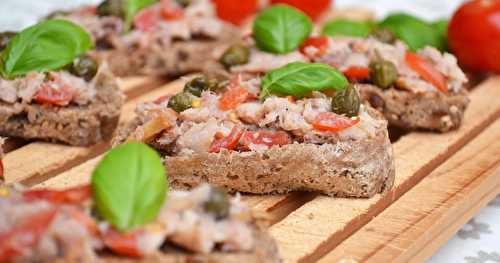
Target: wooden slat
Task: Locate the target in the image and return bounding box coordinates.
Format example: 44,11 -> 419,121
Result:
267,77 -> 500,263
320,119 -> 500,263
3,77 -> 178,185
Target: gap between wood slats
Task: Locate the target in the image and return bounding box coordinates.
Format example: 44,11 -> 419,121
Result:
320,119 -> 500,263
266,76 -> 500,263
2,76 -> 171,186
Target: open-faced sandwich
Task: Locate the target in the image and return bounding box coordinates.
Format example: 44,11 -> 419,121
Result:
216,5 -> 469,133
0,138 -> 3,183
116,60 -> 395,197
0,143 -> 280,262
0,20 -> 124,146
50,0 -> 241,77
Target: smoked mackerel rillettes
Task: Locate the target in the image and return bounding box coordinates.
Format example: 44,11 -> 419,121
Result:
0,20 -> 124,146
53,0 -> 241,77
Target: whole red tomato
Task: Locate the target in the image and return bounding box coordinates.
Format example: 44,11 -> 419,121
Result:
448,0 -> 500,73
212,0 -> 258,25
270,0 -> 331,20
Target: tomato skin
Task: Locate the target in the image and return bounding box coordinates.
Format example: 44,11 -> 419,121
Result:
448,0 -> 500,73
343,66 -> 370,82
209,126 -> 245,153
102,228 -> 144,258
0,208 -> 58,262
405,52 -> 448,93
312,112 -> 360,132
270,0 -> 331,20
299,36 -> 329,58
240,130 -> 292,150
23,185 -> 92,205
213,0 -> 258,25
34,82 -> 74,106
160,1 -> 184,20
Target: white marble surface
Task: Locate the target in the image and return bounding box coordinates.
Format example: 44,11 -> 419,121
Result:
0,1 -> 498,262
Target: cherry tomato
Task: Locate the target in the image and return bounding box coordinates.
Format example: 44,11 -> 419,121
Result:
213,0 -> 258,25
209,126 -> 244,153
271,0 -> 331,20
23,185 -> 92,205
405,52 -> 448,93
34,81 -> 74,106
299,36 -> 329,58
448,0 -> 500,73
0,208 -> 57,262
240,130 -> 292,150
342,66 -> 370,82
160,1 -> 184,20
312,112 -> 360,132
102,228 -> 144,258
134,6 -> 160,32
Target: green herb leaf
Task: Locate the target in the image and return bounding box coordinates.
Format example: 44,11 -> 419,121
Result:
432,19 -> 449,51
253,4 -> 312,54
124,0 -> 157,30
92,143 -> 168,232
0,19 -> 93,79
260,62 -> 348,100
321,19 -> 373,38
378,13 -> 443,51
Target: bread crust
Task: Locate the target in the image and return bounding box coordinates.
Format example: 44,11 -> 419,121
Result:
360,85 -> 470,132
0,68 -> 124,146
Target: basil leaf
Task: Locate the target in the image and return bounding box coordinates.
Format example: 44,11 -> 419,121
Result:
260,62 -> 348,100
1,19 -> 93,79
124,0 -> 157,30
378,13 -> 442,51
322,19 -> 373,38
253,4 -> 312,54
432,19 -> 449,51
92,143 -> 168,232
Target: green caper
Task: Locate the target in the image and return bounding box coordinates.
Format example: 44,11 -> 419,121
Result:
331,85 -> 361,117
70,55 -> 99,81
204,187 -> 230,219
0,32 -> 16,51
168,92 -> 193,113
184,77 -> 218,96
175,0 -> 191,7
369,60 -> 398,89
97,0 -> 124,18
219,44 -> 250,69
370,28 -> 396,44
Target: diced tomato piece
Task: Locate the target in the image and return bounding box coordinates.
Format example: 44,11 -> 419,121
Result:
405,52 -> 448,93
66,206 -> 99,236
219,86 -> 251,111
34,81 -> 74,106
209,126 -> 245,153
102,228 -> 144,258
213,0 -> 258,25
23,185 -> 92,205
0,208 -> 57,262
271,0 -> 331,20
160,2 -> 184,20
343,66 -> 370,82
312,112 -> 360,132
240,130 -> 292,151
134,6 -> 160,32
299,36 -> 329,57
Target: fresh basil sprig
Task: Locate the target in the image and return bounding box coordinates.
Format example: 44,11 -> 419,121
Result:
124,0 -> 157,30
322,19 -> 373,38
92,143 -> 168,232
260,62 -> 348,100
0,19 -> 93,79
253,4 -> 313,54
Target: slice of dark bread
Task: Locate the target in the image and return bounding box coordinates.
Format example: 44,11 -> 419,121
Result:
99,225 -> 281,263
359,84 -> 470,132
0,68 -> 124,146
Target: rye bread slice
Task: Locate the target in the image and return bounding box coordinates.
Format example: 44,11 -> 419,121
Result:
359,84 -> 470,133
0,68 -> 124,146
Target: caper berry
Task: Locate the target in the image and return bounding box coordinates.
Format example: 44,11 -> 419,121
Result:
204,187 -> 230,219
331,85 -> 361,117
97,0 -> 124,18
369,60 -> 398,89
184,77 -> 218,97
70,55 -> 99,81
168,92 -> 193,113
0,32 -> 16,51
175,0 -> 191,7
220,44 -> 250,69
370,28 -> 397,44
